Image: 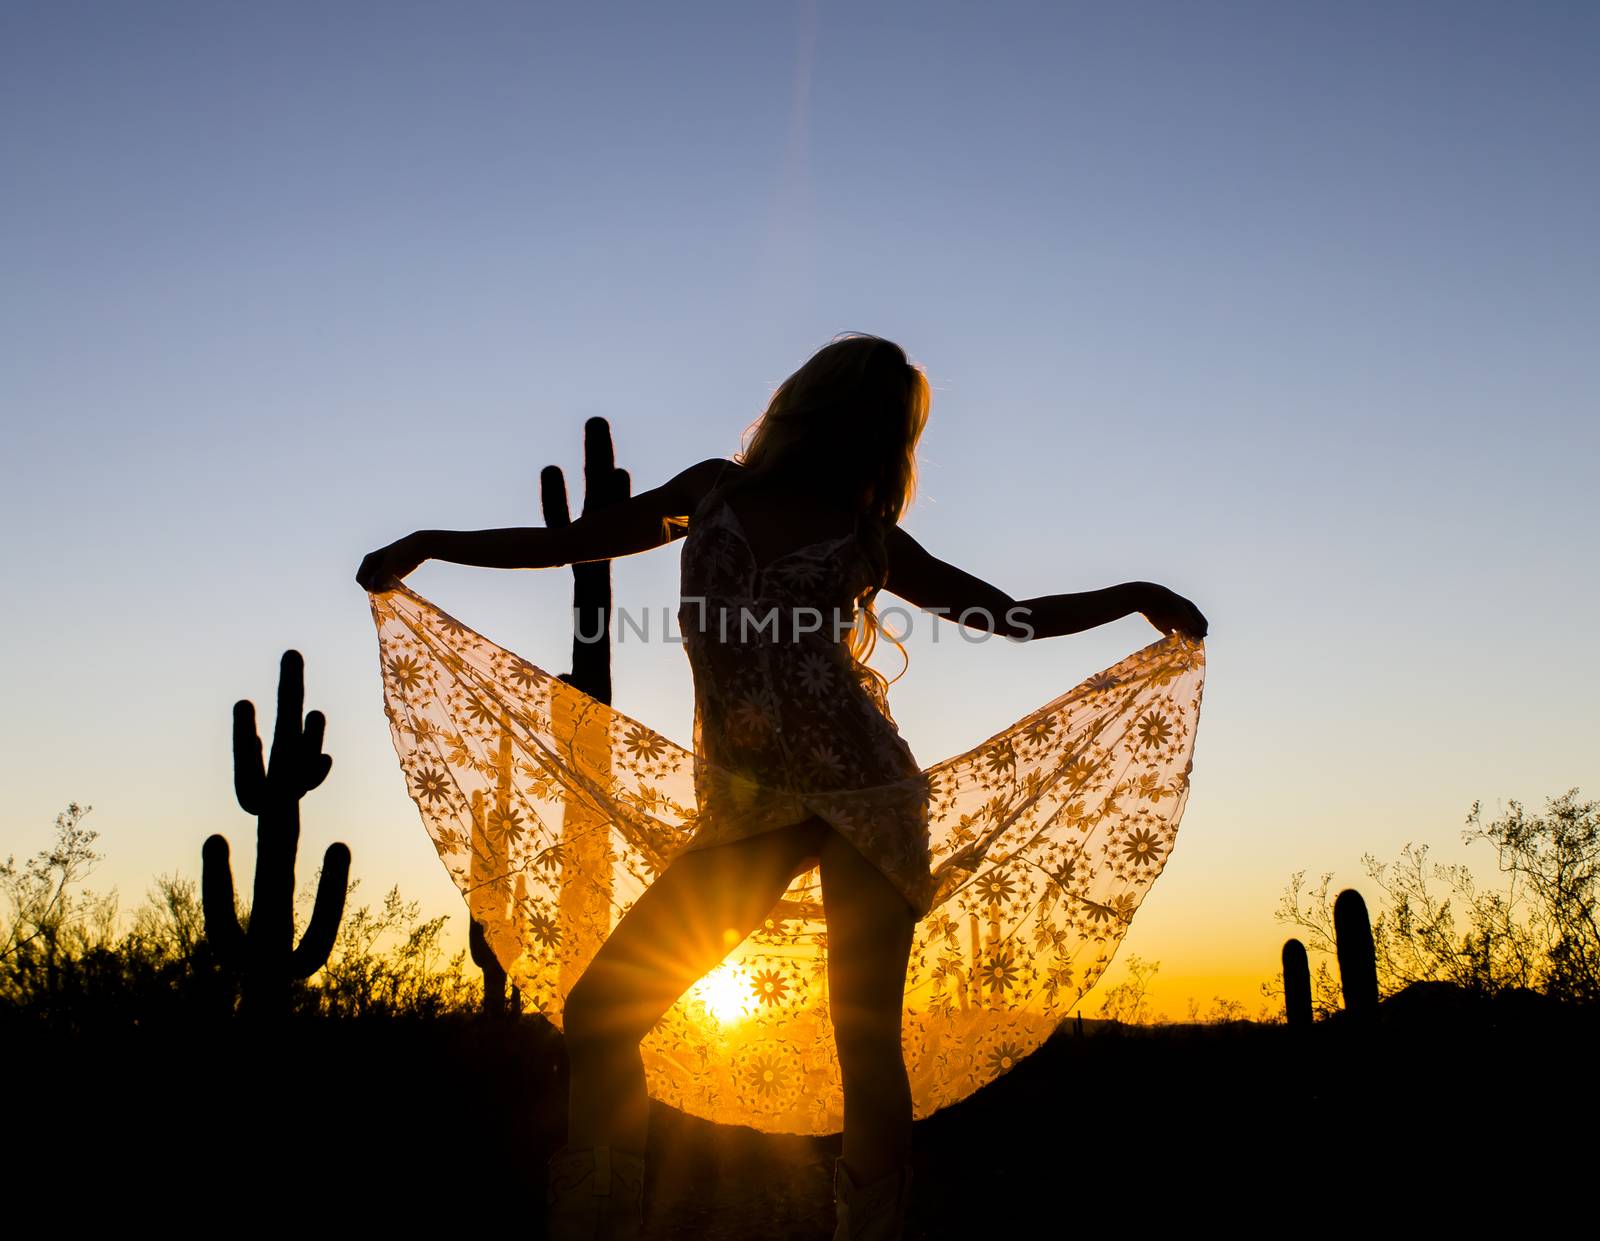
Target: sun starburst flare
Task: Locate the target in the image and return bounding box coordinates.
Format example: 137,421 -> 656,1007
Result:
695,962 -> 759,1025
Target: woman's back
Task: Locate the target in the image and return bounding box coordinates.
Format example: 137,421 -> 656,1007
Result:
710,475 -> 863,570
673,472 -> 936,915
685,461 -> 877,580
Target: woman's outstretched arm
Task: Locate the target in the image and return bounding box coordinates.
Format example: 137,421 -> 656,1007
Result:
882,526 -> 1208,641
355,457 -> 728,590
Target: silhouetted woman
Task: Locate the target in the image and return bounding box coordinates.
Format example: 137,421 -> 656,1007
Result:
357,333 -> 1207,1240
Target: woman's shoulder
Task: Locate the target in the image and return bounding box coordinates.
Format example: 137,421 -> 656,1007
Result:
675,457 -> 744,518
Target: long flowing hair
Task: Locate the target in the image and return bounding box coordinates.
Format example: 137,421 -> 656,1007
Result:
714,332 -> 931,717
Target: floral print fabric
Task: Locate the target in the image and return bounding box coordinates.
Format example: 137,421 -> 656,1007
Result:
674,495 -> 938,918
366,501 -> 1205,1135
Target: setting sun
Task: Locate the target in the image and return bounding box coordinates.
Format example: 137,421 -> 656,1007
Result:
695,962 -> 758,1025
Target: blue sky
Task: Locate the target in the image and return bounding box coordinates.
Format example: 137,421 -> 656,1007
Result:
3,1 -> 1596,1014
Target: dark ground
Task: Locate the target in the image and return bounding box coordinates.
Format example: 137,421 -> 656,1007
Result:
12,984 -> 1594,1235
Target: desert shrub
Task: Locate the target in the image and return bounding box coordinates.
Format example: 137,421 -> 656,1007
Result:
1094,954 -> 1161,1024
1263,788 -> 1599,1013
1,803 -> 482,1026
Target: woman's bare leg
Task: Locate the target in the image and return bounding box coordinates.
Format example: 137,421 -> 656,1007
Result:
561,817 -> 829,1155
819,827 -> 917,1185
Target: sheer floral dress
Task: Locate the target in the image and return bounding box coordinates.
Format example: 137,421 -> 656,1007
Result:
367,488 -> 1205,1135
673,491 -> 938,918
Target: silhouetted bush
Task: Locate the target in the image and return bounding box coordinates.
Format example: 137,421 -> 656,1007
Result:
1,802 -> 481,1029
1264,787 -> 1600,1014
312,880 -> 479,1017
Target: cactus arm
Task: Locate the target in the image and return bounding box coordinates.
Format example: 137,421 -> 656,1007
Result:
233,700 -> 267,815
468,914 -> 494,968
1334,889 -> 1379,1017
201,834 -> 246,969
540,463 -> 572,528
469,916 -> 509,1015
299,709 -> 333,793
1282,937 -> 1312,1028
288,843 -> 352,979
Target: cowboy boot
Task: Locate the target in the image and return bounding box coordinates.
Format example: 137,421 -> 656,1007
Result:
832,1155 -> 912,1241
546,1144 -> 646,1241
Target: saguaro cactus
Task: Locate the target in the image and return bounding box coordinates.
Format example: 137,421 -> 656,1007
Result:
467,417 -> 631,1010
546,418 -> 631,1000
202,650 -> 352,1017
542,416 -> 632,704
1333,888 -> 1379,1020
1282,937 -> 1312,1028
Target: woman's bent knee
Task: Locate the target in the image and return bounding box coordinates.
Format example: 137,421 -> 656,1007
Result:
563,975 -> 642,1052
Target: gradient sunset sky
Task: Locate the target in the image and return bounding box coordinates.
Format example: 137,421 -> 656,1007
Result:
4,2 -> 1596,1018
